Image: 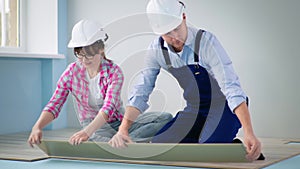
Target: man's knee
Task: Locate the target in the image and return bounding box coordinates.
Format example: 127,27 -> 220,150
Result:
156,112 -> 173,122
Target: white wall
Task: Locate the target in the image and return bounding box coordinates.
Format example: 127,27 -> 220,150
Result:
26,0 -> 58,54
67,0 -> 300,139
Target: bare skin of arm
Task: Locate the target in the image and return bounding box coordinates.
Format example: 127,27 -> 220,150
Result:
28,110 -> 109,147
108,106 -> 140,148
234,101 -> 262,161
27,111 -> 55,147
68,111 -> 108,145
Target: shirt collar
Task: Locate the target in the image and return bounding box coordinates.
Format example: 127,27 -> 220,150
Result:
79,59 -> 111,82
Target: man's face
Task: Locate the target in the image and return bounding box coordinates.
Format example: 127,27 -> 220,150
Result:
161,19 -> 187,52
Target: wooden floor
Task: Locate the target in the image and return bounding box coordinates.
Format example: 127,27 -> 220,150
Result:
0,128 -> 300,169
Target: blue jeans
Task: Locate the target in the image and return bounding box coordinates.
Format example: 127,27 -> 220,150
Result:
81,112 -> 173,142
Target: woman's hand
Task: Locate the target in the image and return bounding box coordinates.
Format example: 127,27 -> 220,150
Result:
27,128 -> 43,147
68,130 -> 90,145
27,111 -> 55,148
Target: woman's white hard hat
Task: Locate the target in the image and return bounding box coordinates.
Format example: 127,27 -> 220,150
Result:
146,0 -> 185,35
68,19 -> 106,48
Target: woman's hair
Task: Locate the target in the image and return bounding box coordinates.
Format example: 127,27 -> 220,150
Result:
74,34 -> 110,61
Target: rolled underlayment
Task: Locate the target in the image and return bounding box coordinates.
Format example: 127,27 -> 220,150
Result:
0,129 -> 299,169
37,140 -> 248,162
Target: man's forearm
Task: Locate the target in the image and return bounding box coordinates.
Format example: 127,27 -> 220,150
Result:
234,101 -> 255,135
118,106 -> 141,134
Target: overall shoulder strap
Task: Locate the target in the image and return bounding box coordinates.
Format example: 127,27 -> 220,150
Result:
160,29 -> 204,66
159,37 -> 172,67
194,29 -> 204,63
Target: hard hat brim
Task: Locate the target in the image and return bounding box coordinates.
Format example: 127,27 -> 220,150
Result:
68,20 -> 107,48
68,30 -> 106,48
147,13 -> 183,35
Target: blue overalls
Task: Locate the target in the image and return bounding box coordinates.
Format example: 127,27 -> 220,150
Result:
152,30 -> 242,143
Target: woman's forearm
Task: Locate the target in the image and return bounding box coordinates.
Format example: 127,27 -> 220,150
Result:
32,111 -> 55,130
83,111 -> 108,137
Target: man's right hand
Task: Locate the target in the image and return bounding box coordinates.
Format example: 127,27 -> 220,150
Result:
109,131 -> 133,148
27,128 -> 43,148
109,106 -> 140,148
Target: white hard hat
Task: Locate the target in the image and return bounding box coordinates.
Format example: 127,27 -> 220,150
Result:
68,19 -> 107,48
146,0 -> 185,35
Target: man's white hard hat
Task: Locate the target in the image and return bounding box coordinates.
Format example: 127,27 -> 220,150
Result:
68,19 -> 106,48
146,0 -> 185,35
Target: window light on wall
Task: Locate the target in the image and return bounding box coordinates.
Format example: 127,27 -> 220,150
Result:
0,0 -> 19,48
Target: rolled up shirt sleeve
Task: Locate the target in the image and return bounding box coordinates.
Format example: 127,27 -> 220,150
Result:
127,43 -> 161,113
100,65 -> 124,119
201,32 -> 247,112
128,68 -> 160,112
43,64 -> 72,118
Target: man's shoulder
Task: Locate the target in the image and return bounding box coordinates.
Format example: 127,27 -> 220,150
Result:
188,26 -> 210,36
188,26 -> 216,43
149,36 -> 162,48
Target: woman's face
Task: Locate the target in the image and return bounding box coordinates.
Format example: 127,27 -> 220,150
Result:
76,49 -> 103,69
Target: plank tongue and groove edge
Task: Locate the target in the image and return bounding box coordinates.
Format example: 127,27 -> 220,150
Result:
38,140 -> 248,162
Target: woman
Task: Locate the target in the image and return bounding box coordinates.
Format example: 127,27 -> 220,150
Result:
27,19 -> 172,147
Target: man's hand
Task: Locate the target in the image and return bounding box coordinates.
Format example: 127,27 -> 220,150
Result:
68,130 -> 89,145
243,133 -> 262,161
109,131 -> 133,148
234,102 -> 262,161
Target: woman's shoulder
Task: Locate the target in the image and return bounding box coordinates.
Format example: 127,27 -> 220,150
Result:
102,59 -> 116,68
71,61 -> 85,69
102,59 -> 123,75
63,61 -> 84,76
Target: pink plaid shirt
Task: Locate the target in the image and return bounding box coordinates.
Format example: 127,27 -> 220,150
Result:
43,59 -> 124,123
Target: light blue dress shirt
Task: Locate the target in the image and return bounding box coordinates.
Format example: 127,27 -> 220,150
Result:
128,26 -> 247,113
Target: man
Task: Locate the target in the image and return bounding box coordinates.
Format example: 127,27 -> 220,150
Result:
109,0 -> 262,161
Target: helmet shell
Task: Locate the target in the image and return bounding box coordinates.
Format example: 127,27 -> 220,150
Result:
68,20 -> 106,48
146,0 -> 184,35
